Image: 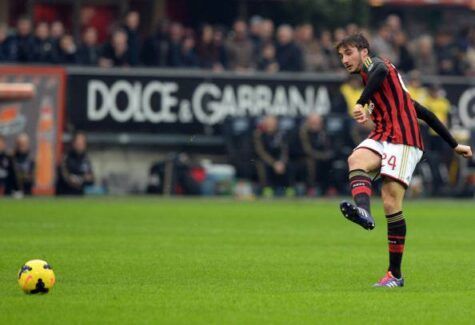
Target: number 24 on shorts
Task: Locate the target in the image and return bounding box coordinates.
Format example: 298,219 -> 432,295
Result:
382,153 -> 397,170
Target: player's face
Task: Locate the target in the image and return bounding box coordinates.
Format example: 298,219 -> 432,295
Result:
338,45 -> 363,73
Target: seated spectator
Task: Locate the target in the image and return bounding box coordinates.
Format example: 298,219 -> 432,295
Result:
466,27 -> 475,76
407,70 -> 428,105
411,35 -> 437,75
11,133 -> 35,195
226,19 -> 255,71
296,23 -> 326,72
424,84 -> 451,151
165,22 -> 184,67
141,20 -> 169,66
319,29 -> 341,71
339,75 -> 363,116
181,35 -> 199,67
299,113 -> 333,194
372,24 -> 397,62
275,25 -> 303,72
6,16 -> 34,62
196,24 -> 228,70
56,132 -> 94,196
0,135 -> 15,196
77,27 -> 100,65
0,23 -> 9,61
434,30 -> 461,75
223,116 -> 255,180
55,34 -> 78,64
212,27 -> 229,70
253,115 -> 289,195
99,29 -> 132,67
393,30 -> 414,72
249,16 -> 263,56
196,24 -> 215,68
32,22 -> 55,63
123,11 -> 141,66
50,20 -> 65,53
257,43 -> 278,73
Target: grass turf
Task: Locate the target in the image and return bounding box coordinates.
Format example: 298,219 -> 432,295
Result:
0,198 -> 474,324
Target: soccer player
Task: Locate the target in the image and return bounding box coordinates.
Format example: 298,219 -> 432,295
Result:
335,34 -> 472,288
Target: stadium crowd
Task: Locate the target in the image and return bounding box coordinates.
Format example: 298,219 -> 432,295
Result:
0,12 -> 475,76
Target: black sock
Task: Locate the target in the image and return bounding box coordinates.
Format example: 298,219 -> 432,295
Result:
386,211 -> 406,278
348,169 -> 372,213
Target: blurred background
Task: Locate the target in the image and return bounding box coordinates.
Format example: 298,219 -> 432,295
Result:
0,0 -> 474,198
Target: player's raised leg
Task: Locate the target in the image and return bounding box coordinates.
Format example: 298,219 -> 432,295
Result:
374,178 -> 406,287
340,147 -> 380,230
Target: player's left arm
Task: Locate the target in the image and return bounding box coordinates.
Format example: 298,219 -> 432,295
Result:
353,58 -> 388,123
413,100 -> 472,158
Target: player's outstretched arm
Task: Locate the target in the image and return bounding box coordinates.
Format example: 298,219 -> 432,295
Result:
413,100 -> 472,158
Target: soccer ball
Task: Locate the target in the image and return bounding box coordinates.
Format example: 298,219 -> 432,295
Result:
18,259 -> 55,294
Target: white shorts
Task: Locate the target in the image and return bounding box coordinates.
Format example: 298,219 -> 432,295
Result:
355,139 -> 423,187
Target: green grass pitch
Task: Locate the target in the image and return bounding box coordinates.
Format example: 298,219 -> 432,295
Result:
1,198 -> 474,324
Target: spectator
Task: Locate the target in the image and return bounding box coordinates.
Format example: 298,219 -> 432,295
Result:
166,22 -> 184,67
226,19 -> 254,71
0,135 -> 15,196
196,24 -> 215,69
253,115 -> 289,195
77,27 -> 100,65
55,34 -> 78,64
6,16 -> 34,62
340,75 -> 363,116
333,27 -> 347,43
296,23 -> 326,71
346,23 -> 360,37
11,133 -> 35,195
407,70 -> 428,105
257,43 -> 278,73
32,22 -> 55,63
123,11 -> 141,65
425,85 -> 451,147
299,113 -> 333,194
196,25 -> 228,70
393,30 -> 414,72
385,14 -> 402,36
181,36 -> 199,67
319,30 -> 340,71
0,23 -> 9,61
259,19 -> 274,47
56,132 -> 94,196
434,30 -> 460,75
372,24 -> 397,62
423,85 -> 453,194
99,29 -> 132,67
411,35 -> 437,75
211,27 -> 228,70
50,20 -> 65,54
141,20 -> 169,66
249,15 -> 263,55
275,24 -> 303,72
466,27 -> 475,76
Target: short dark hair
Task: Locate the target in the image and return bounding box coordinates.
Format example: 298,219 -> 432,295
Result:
335,33 -> 370,53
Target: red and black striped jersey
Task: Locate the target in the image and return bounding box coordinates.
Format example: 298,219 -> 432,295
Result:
360,56 -> 424,150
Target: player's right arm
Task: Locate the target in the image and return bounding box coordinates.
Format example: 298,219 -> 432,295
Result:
354,57 -> 388,123
413,100 -> 472,158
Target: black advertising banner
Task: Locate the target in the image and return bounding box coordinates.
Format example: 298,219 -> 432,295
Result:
67,69 -> 345,135
0,66 -> 66,195
67,68 -> 475,134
